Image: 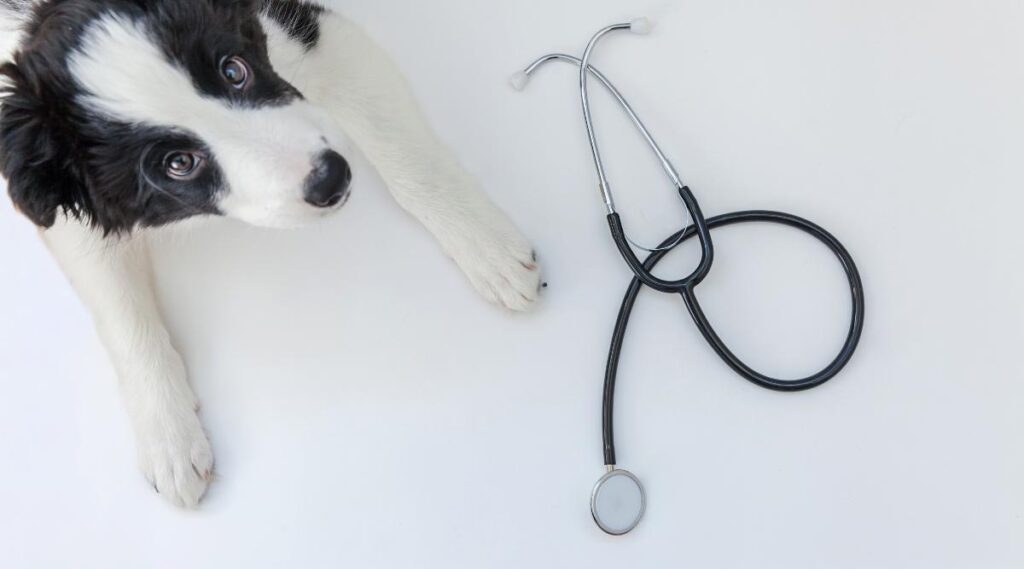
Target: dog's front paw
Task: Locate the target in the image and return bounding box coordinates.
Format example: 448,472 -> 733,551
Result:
446,218 -> 542,311
135,406 -> 214,509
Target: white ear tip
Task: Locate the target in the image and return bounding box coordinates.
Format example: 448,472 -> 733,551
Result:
510,71 -> 530,91
629,17 -> 653,35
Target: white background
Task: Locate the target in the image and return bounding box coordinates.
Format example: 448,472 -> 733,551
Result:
1,0 -> 1022,567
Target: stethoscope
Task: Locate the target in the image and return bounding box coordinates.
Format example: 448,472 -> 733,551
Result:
513,18 -> 865,535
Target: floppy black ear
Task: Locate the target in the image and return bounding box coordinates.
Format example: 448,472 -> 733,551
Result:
0,61 -> 92,228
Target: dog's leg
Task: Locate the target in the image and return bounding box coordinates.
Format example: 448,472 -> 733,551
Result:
274,13 -> 541,310
43,218 -> 213,508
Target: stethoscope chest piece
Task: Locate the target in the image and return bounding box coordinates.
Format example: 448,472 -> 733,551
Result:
591,468 -> 646,536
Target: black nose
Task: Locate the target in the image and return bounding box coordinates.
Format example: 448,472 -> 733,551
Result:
304,150 -> 352,208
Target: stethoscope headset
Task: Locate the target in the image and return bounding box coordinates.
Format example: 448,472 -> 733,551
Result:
513,18 -> 865,535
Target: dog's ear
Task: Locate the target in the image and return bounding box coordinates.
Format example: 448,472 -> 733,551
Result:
0,61 -> 92,228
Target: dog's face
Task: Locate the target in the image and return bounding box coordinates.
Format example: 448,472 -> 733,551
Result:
0,0 -> 354,233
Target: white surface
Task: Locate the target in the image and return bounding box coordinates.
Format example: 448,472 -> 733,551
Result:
1,0 -> 1022,567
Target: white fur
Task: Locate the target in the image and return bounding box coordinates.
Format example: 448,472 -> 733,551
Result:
277,13 -> 541,309
42,219 -> 214,507
0,2 -> 27,64
2,4 -> 541,508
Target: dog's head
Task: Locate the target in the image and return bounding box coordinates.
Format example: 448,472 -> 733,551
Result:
0,0 -> 354,233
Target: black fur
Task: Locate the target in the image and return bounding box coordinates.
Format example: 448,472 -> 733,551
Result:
0,0 -> 315,233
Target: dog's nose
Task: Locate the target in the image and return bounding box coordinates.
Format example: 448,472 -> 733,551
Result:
304,150 -> 352,208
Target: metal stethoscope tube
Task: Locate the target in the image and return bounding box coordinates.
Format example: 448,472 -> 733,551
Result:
514,19 -> 865,535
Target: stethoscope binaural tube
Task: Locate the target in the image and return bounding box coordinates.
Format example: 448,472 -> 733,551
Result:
513,18 -> 865,536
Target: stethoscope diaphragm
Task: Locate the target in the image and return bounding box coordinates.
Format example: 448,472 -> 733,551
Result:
591,468 -> 645,536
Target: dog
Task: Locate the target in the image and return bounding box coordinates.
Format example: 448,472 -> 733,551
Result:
0,0 -> 541,508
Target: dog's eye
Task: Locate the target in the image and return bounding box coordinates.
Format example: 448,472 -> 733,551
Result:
220,56 -> 251,90
164,151 -> 205,180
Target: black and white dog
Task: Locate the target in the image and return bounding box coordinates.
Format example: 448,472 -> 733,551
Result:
0,0 -> 540,507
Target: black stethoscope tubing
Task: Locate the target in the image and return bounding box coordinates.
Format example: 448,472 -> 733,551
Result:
602,200 -> 866,466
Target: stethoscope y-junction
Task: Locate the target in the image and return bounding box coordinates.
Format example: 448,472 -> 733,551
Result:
513,18 -> 865,536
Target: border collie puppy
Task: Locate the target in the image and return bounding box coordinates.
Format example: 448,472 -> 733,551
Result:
0,0 -> 540,507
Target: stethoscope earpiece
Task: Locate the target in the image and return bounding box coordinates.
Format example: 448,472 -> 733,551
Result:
628,17 -> 653,35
